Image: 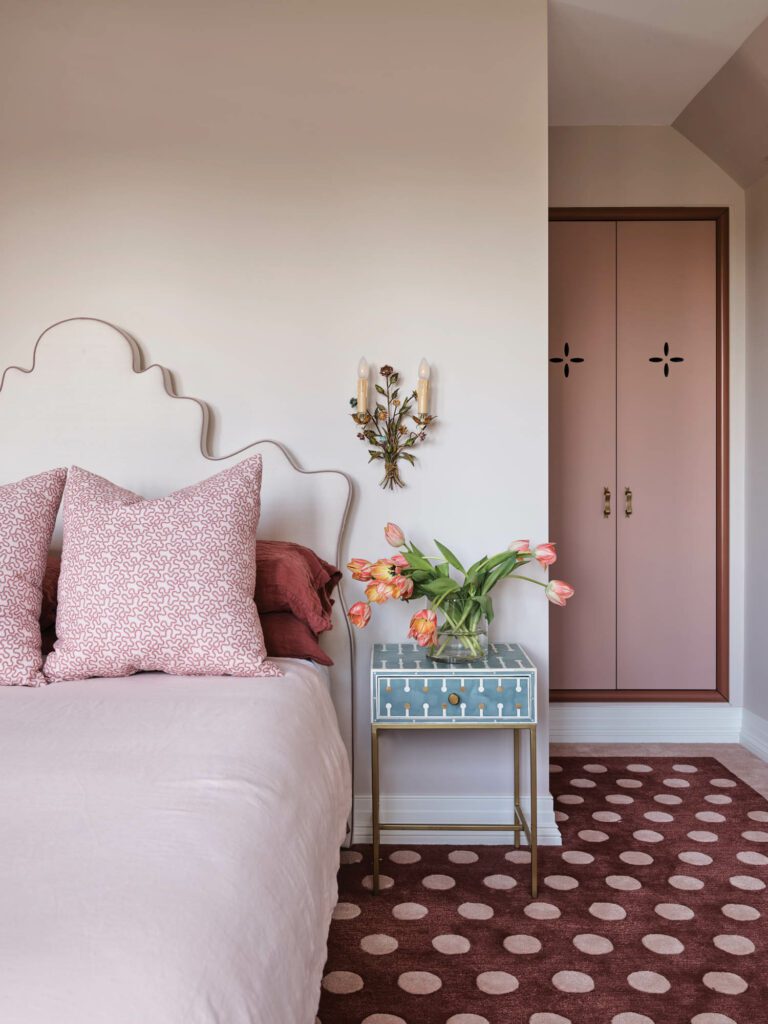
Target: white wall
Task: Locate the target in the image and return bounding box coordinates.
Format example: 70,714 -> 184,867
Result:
0,1 -> 553,834
743,171 -> 768,750
549,126 -> 747,731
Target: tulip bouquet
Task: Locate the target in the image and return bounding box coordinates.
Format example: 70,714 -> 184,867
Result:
347,523 -> 574,662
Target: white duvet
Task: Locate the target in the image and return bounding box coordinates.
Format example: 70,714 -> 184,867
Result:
0,660 -> 350,1024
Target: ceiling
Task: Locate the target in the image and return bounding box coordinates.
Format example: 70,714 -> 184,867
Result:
549,0 -> 768,126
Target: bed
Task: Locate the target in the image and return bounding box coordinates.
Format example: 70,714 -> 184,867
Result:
0,319 -> 355,1024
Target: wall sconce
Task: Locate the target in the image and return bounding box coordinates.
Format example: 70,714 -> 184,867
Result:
350,360 -> 436,490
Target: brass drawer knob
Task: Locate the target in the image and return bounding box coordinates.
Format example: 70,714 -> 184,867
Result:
447,692 -> 461,706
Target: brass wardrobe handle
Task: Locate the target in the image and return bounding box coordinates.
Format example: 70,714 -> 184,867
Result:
603,487 -> 611,518
625,486 -> 633,517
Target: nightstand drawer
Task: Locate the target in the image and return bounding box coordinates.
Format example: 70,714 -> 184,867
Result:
372,671 -> 534,723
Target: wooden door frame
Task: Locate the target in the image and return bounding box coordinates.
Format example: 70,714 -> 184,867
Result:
548,207 -> 730,703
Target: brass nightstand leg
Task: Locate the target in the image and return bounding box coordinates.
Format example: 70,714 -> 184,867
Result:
371,726 -> 380,895
529,724 -> 538,898
513,728 -> 521,849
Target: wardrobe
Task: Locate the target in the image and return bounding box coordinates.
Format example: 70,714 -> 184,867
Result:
549,210 -> 728,701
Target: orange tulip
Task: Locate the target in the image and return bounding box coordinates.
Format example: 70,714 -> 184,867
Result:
348,601 -> 371,628
509,540 -> 530,553
370,558 -> 398,582
366,581 -> 395,604
408,608 -> 438,647
347,558 -> 373,581
534,542 -> 557,568
390,574 -> 414,599
391,553 -> 409,570
545,580 -> 574,606
384,522 -> 406,547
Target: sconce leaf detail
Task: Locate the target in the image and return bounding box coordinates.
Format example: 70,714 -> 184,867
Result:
549,341 -> 584,379
350,363 -> 435,490
649,342 -> 684,378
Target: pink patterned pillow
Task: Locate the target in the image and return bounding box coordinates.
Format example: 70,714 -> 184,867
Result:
0,468 -> 67,687
44,457 -> 281,681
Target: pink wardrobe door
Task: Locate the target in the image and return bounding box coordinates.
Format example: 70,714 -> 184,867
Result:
549,221 -> 617,691
616,220 -> 717,691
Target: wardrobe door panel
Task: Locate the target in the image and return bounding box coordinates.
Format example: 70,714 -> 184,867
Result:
616,220 -> 717,691
549,221 -> 617,691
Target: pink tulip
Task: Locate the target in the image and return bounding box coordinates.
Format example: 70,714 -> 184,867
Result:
534,542 -> 557,568
391,553 -> 409,570
408,608 -> 438,647
369,558 -> 398,582
545,580 -> 574,606
365,580 -> 395,604
348,601 -> 371,628
509,540 -> 530,553
390,574 -> 414,599
347,558 -> 373,581
384,522 -> 406,548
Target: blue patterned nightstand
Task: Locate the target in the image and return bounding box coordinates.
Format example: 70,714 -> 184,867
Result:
370,642 -> 538,896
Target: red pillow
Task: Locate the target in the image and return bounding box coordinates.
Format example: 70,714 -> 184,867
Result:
259,612 -> 333,666
255,540 -> 341,634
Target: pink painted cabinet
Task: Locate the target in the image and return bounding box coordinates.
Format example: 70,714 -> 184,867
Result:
549,218 -> 719,696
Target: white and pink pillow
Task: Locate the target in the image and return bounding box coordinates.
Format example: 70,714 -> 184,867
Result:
44,457 -> 281,681
0,468 -> 67,687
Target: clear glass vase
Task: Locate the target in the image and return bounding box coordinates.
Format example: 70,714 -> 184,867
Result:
428,612 -> 489,664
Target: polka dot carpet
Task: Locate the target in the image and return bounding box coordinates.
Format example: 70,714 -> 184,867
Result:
319,758 -> 766,1024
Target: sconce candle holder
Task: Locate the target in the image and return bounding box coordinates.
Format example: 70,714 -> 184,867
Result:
350,363 -> 435,490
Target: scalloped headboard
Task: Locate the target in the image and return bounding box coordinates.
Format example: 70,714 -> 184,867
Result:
0,317 -> 355,793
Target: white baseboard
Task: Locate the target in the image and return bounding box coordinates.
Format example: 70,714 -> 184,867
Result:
740,709 -> 768,762
352,793 -> 561,846
550,702 -> 743,744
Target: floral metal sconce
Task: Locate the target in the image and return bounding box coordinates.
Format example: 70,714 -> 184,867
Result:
350,359 -> 436,490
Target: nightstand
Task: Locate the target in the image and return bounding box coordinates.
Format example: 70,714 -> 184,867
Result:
370,642 -> 538,896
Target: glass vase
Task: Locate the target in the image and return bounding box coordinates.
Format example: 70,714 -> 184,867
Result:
428,612 -> 489,664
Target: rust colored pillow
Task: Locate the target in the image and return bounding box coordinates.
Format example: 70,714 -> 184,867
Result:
259,612 -> 333,666
255,541 -> 341,634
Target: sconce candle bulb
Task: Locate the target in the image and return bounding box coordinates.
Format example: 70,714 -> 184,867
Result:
417,358 -> 430,415
356,357 -> 369,419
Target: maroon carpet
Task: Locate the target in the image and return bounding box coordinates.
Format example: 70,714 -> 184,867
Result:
319,757 -> 767,1024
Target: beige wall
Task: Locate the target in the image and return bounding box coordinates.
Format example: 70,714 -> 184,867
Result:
549,126 -> 747,708
745,172 -> 768,721
0,1 -> 551,820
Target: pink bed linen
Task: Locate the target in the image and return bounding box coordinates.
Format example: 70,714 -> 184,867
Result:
0,660 -> 350,1024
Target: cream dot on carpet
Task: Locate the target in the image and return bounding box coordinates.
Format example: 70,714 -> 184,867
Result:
730,874 -> 765,890
362,1016 -> 407,1024
363,874 -> 393,890
687,830 -> 718,843
644,811 -> 674,823
422,874 -> 455,890
663,778 -> 689,788
642,933 -> 684,955
713,934 -> 755,956
655,902 -> 694,921
627,971 -> 670,994
530,1015 -> 572,1024
392,902 -> 427,920
669,875 -> 704,890
549,763 -> 563,772
607,794 -> 635,804
747,809 -> 768,821
433,933 -> 471,955
721,903 -> 760,921
389,849 -> 421,864
555,811 -> 570,822
584,763 -> 608,773
654,794 -> 682,805
705,794 -> 732,804
506,850 -> 532,864
578,829 -> 609,842
458,902 -> 495,920
570,778 -> 596,788
737,850 -> 768,865
710,778 -> 737,788
332,902 -> 360,920
360,933 -> 398,955
476,971 -> 519,994
483,874 -> 517,890
544,874 -> 579,891
741,829 -> 768,842
552,970 -> 594,993
558,794 -> 584,805
617,779 -> 643,789
673,764 -> 698,773
702,971 -> 748,995
633,830 -> 664,843
612,1015 -> 656,1024
504,933 -> 542,954
606,875 -> 641,891
524,901 -> 561,920
696,811 -> 726,823
397,971 -> 442,995
594,811 -> 622,822
691,1015 -> 738,1024
322,971 -> 363,994
449,850 -> 479,864
627,764 -> 652,772
589,901 -> 626,921
340,850 -> 362,864
563,850 -> 594,865
573,933 -> 613,955
678,851 -> 712,866
447,1016 -> 490,1024
620,851 -> 653,866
